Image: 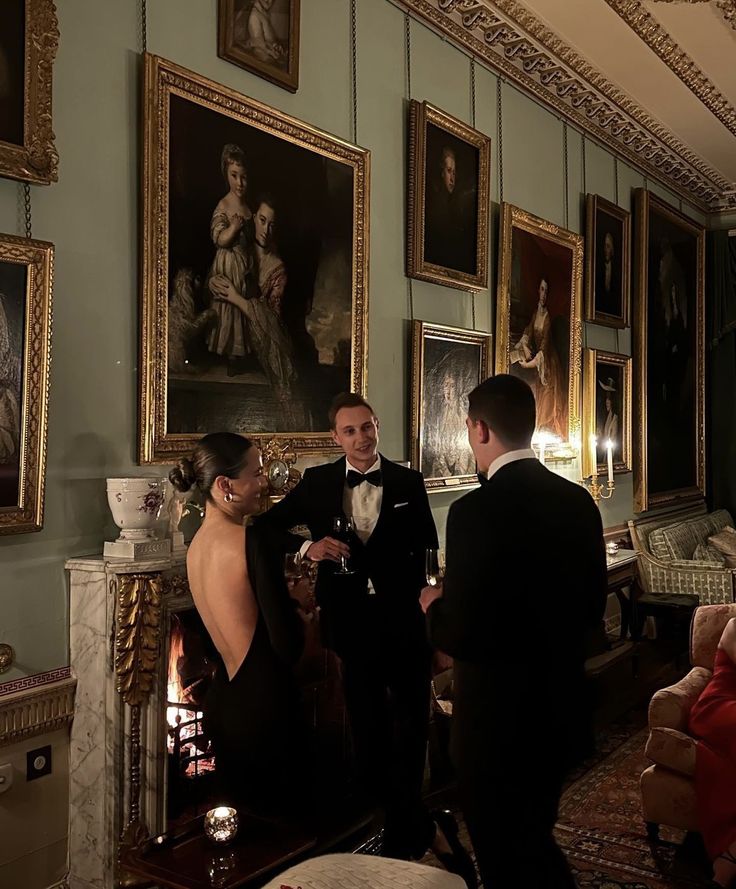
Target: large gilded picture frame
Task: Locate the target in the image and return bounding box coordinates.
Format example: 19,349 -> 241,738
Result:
407,100 -> 491,292
495,203 -> 583,447
582,349 -> 632,479
139,55 -> 369,463
410,321 -> 491,492
0,233 -> 54,535
585,193 -> 630,328
633,190 -> 705,513
218,0 -> 300,93
0,0 -> 59,185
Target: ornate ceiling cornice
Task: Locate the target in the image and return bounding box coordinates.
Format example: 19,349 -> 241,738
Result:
399,0 -> 736,212
605,1 -> 736,140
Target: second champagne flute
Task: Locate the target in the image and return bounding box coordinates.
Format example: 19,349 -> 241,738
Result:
425,548 -> 445,587
332,515 -> 356,575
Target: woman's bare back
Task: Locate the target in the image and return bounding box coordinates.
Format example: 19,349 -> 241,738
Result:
187,518 -> 259,680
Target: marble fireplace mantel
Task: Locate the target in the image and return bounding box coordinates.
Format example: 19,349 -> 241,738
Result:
67,553 -> 189,889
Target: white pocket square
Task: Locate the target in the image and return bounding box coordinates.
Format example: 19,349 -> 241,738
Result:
394,502 -> 409,508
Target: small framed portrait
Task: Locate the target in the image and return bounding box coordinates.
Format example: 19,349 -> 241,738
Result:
0,0 -> 59,184
585,194 -> 630,328
410,321 -> 492,491
218,0 -> 300,93
633,189 -> 705,513
0,233 -> 54,535
495,203 -> 583,447
582,349 -> 632,479
407,100 -> 491,292
139,55 -> 369,463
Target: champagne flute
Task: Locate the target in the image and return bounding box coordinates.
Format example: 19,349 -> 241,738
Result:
332,516 -> 356,575
425,549 -> 445,588
284,552 -> 302,585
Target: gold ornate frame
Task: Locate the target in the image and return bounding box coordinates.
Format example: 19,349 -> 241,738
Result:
0,234 -> 54,535
0,0 -> 59,184
407,100 -> 491,292
585,193 -> 631,328
582,349 -> 632,479
495,202 -> 583,448
217,0 -> 300,93
410,321 -> 492,492
633,189 -> 705,513
139,54 -> 369,463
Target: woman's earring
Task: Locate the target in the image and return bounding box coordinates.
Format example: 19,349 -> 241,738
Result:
224,491 -> 234,503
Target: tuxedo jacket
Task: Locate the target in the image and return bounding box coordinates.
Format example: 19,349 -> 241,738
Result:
257,455 -> 439,656
427,458 -> 607,763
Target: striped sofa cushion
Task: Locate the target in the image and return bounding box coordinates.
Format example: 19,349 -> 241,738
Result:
648,510 -> 735,562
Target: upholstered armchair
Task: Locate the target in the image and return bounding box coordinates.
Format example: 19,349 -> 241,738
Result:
641,603 -> 736,839
629,504 -> 735,605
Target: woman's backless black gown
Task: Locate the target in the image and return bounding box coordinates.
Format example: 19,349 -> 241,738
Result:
203,522 -> 307,816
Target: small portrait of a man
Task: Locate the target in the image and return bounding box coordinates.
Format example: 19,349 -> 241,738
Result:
423,127 -> 478,277
586,196 -> 630,328
408,102 -> 490,291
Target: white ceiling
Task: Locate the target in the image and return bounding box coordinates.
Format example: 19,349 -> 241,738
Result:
502,0 -> 736,192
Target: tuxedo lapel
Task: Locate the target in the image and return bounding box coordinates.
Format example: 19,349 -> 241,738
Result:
326,456 -> 348,523
366,456 -> 403,548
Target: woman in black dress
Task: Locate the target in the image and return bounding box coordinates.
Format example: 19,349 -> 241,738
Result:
170,433 -> 308,815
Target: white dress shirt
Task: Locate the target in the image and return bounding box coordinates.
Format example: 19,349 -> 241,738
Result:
344,456 -> 382,544
485,448 -> 537,481
299,456 -> 383,558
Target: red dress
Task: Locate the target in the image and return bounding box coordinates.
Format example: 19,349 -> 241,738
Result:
689,648 -> 736,859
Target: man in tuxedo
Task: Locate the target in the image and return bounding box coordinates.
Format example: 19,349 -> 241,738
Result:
595,230 -> 622,318
258,393 -> 476,884
421,374 -> 607,889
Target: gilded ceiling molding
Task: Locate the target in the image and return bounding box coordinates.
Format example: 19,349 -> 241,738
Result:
606,1 -> 736,140
716,0 -> 736,29
398,0 -> 736,211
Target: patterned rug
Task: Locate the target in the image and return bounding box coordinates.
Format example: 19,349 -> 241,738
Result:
556,729 -> 710,889
411,720 -> 712,889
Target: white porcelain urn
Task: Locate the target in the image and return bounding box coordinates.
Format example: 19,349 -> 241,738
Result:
104,477 -> 171,560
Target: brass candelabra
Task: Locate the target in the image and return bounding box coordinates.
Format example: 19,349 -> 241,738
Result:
580,470 -> 616,505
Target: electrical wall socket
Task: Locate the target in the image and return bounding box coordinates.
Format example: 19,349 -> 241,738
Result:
26,745 -> 52,781
0,762 -> 12,794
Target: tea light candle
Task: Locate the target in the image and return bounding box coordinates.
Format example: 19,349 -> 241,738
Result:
204,806 -> 239,844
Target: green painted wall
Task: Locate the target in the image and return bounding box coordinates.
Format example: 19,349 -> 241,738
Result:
0,0 -> 712,681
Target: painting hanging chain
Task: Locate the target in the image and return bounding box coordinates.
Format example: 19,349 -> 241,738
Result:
497,78 -> 504,205
140,0 -> 147,54
614,156 -> 620,206
23,184 -> 32,240
350,0 -> 358,144
563,121 -> 569,231
405,12 -> 415,321
471,57 -> 477,329
582,133 -> 587,197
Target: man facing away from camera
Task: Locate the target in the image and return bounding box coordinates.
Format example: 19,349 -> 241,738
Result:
421,374 -> 607,889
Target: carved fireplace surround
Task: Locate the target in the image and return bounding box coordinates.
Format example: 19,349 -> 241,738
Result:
67,552 -> 192,889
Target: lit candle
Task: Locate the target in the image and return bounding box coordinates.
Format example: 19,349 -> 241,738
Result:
606,439 -> 614,484
589,434 -> 598,478
204,806 -> 239,844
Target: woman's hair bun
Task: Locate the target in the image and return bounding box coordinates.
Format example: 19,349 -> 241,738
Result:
169,457 -> 197,493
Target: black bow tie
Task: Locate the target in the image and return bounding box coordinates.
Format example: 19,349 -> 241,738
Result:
346,469 -> 382,489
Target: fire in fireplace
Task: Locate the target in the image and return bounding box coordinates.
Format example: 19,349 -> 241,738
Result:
166,610 -> 218,823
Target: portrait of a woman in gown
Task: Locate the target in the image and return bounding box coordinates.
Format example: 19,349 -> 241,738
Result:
512,276 -> 566,440
596,377 -> 620,465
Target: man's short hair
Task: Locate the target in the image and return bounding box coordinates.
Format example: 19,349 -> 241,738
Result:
467,374 -> 536,448
328,392 -> 376,430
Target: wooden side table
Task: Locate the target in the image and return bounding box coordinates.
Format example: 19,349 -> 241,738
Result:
121,813 -> 316,889
606,549 -> 641,640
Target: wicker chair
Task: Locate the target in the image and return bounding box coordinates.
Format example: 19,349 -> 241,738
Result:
629,503 -> 735,605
